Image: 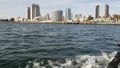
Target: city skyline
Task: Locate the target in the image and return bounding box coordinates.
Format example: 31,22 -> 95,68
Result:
0,0 -> 120,19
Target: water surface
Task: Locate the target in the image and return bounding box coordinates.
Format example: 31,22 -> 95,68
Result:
0,23 -> 120,68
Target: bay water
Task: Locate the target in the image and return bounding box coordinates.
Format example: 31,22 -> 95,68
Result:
0,23 -> 120,68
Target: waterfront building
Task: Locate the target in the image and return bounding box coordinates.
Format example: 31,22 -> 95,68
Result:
46,13 -> 50,20
14,17 -> 24,22
33,16 -> 43,22
74,14 -> 79,20
95,5 -> 100,18
79,14 -> 82,19
43,13 -> 50,21
31,4 -> 41,20
26,7 -> 31,19
71,13 -> 73,20
51,10 -> 63,21
104,4 -> 109,18
65,8 -> 72,20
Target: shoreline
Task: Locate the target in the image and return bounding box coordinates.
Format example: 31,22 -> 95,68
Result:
1,21 -> 120,25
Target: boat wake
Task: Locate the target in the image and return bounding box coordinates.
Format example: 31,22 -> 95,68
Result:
25,51 -> 120,68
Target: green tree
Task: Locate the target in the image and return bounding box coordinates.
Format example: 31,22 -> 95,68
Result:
10,18 -> 15,22
5,19 -> 9,21
87,15 -> 94,20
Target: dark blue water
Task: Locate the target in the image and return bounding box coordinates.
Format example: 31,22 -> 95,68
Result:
0,23 -> 120,68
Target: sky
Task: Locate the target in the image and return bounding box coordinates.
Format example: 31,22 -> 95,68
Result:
0,0 -> 120,19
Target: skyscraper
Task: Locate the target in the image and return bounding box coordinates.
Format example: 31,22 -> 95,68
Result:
51,10 -> 63,21
27,7 -> 31,19
31,4 -> 41,20
46,13 -> 50,20
44,13 -> 50,20
65,8 -> 72,20
74,14 -> 79,20
104,4 -> 109,18
79,14 -> 82,19
95,5 -> 100,18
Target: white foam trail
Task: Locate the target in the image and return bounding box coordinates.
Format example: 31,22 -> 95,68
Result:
25,51 -> 119,68
33,62 -> 40,68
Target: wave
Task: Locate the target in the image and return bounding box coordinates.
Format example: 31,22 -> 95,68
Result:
25,51 -> 120,68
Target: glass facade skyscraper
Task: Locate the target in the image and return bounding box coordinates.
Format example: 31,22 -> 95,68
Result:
65,8 -> 72,20
31,4 -> 41,20
27,7 -> 31,19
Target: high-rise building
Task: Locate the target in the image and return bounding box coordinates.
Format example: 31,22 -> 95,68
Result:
51,10 -> 63,21
31,4 -> 41,20
46,13 -> 50,20
79,14 -> 82,19
43,13 -> 50,20
27,7 -> 31,19
74,14 -> 79,20
65,8 -> 72,20
95,5 -> 100,18
104,4 -> 109,18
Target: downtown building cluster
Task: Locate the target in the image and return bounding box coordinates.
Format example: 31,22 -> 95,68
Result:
24,4 -> 87,23
14,4 -> 120,24
95,4 -> 120,24
24,4 -> 73,23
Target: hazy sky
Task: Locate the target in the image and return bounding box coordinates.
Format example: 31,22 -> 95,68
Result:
0,0 -> 120,19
